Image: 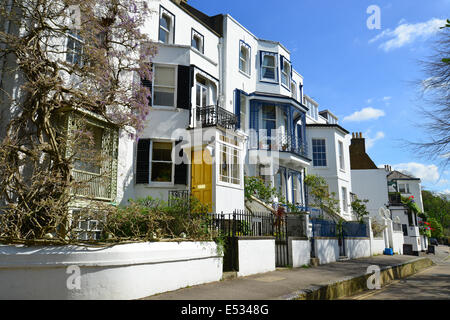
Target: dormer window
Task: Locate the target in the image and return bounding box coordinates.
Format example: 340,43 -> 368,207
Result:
260,51 -> 278,82
239,41 -> 251,75
281,56 -> 291,89
191,29 -> 204,54
159,7 -> 175,44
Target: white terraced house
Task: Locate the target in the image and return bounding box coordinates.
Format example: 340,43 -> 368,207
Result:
0,0 -> 360,220
304,95 -> 355,220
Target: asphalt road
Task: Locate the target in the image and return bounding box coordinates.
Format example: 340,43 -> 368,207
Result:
346,245 -> 450,300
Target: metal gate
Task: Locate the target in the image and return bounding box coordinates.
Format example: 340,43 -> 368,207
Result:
275,214 -> 289,267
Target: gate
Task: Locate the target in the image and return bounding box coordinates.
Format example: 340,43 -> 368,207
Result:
275,214 -> 308,267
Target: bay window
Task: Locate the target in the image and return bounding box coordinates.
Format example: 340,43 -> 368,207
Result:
219,135 -> 241,186
153,65 -> 177,107
281,56 -> 291,88
260,51 -> 277,82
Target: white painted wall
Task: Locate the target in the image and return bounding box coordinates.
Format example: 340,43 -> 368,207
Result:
351,169 -> 389,219
307,126 -> 353,220
372,238 -> 386,255
0,242 -> 222,300
392,231 -> 404,255
314,238 -> 339,265
345,238 -> 371,259
237,238 -> 276,277
289,238 -> 311,267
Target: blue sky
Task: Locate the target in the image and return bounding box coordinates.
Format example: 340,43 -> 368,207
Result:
189,0 -> 450,195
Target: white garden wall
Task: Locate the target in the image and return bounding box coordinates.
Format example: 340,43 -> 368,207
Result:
392,231 -> 404,255
314,238 -> 339,265
345,238 -> 371,259
372,238 -> 386,255
289,237 -> 311,267
0,242 -> 222,300
237,237 -> 276,277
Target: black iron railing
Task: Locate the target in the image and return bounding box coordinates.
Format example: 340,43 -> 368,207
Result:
250,133 -> 308,158
196,105 -> 238,130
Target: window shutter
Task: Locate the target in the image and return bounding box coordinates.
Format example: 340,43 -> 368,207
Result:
177,65 -> 192,110
136,139 -> 150,184
174,140 -> 188,185
235,90 -> 241,129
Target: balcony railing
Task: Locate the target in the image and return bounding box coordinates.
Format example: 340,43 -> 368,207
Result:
196,105 -> 238,130
251,133 -> 308,158
72,170 -> 112,200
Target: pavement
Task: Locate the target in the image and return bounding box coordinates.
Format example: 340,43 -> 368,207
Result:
344,245 -> 450,300
142,252 -> 441,300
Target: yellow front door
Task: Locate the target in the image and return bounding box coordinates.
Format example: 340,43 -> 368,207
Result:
191,149 -> 213,211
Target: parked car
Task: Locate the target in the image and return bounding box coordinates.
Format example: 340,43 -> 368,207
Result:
429,238 -> 439,246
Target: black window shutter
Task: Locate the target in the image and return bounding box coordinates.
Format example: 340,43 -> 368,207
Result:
136,139 -> 150,184
174,140 -> 188,185
177,65 -> 192,110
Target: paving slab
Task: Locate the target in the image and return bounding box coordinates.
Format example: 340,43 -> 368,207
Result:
143,254 -> 430,300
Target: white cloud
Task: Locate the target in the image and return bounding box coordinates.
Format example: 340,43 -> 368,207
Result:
366,98 -> 373,104
391,162 -> 441,184
382,96 -> 392,101
369,18 -> 446,52
366,131 -> 385,149
343,107 -> 385,122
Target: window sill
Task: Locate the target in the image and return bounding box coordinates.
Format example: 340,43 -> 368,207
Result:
151,106 -> 181,112
259,79 -> 279,85
217,181 -> 244,190
136,182 -> 175,188
239,70 -> 251,79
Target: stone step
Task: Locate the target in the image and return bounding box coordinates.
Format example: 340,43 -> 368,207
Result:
221,271 -> 238,281
338,256 -> 350,262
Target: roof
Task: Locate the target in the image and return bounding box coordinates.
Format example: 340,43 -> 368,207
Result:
387,170 -> 421,181
306,123 -> 350,134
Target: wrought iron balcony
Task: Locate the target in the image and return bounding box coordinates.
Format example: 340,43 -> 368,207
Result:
196,105 -> 238,130
251,133 -> 308,158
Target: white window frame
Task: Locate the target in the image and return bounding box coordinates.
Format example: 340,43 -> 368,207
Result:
338,140 -> 345,171
239,41 -> 251,76
152,64 -> 177,108
291,80 -> 297,100
191,28 -> 204,54
260,51 -> 278,83
218,136 -> 242,188
159,6 -> 175,44
398,183 -> 410,194
312,138 -> 327,167
149,140 -> 175,185
66,30 -> 84,65
281,56 -> 291,89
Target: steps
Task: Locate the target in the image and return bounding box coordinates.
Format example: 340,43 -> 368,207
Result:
338,256 -> 350,262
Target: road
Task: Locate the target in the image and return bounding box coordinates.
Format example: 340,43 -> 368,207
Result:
346,245 -> 450,300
